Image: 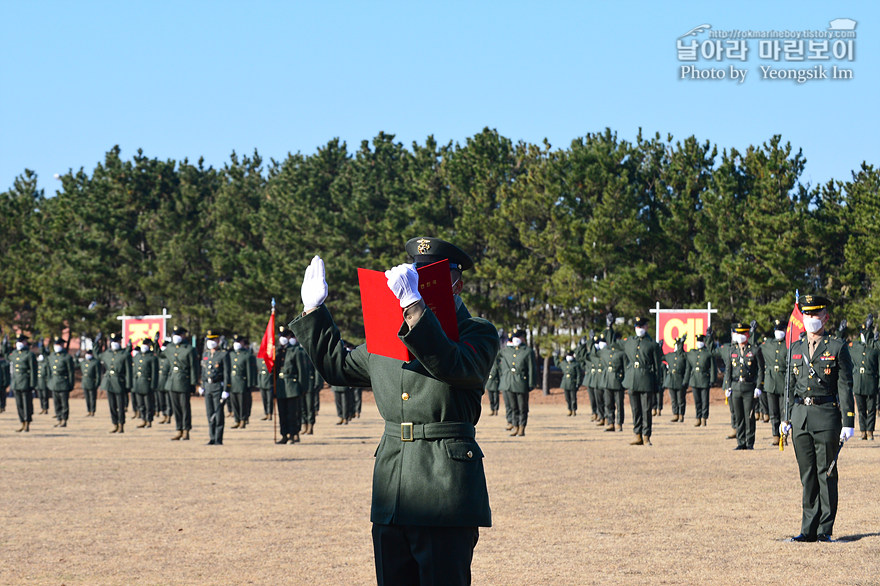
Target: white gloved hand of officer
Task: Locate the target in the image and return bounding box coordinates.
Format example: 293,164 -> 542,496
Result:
301,255 -> 329,311
780,421 -> 792,436
724,389 -> 731,398
197,387 -> 205,396
221,391 -> 230,400
840,426 -> 855,442
753,387 -> 762,398
385,263 -> 422,308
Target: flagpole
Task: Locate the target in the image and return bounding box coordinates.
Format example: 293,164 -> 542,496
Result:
271,298 -> 278,445
781,289 -> 799,452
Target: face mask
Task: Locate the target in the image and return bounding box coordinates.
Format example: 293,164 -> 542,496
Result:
279,336 -> 289,346
85,353 -> 93,360
53,344 -> 63,353
803,316 -> 824,333
511,337 -> 522,346
233,342 -> 242,351
565,355 -> 574,362
696,341 -> 705,349
732,333 -> 747,345
206,340 -> 218,350
597,341 -> 607,350
635,327 -> 646,338
172,335 -> 183,345
111,342 -> 121,351
15,342 -> 25,351
140,345 -> 149,353
774,330 -> 786,341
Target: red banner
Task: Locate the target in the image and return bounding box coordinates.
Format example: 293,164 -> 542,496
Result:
257,311 -> 276,373
655,310 -> 710,354
122,317 -> 166,347
786,304 -> 805,349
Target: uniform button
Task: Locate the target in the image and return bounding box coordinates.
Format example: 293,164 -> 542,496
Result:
402,393 -> 409,401
466,450 -> 473,459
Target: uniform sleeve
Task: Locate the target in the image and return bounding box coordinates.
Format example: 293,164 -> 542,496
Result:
528,348 -> 537,389
189,348 -> 199,386
721,347 -> 731,390
66,355 -> 76,388
755,346 -> 765,388
248,353 -> 257,388
151,356 -> 160,388
290,305 -> 371,388
29,353 -> 38,389
837,343 -> 855,427
125,354 -> 134,390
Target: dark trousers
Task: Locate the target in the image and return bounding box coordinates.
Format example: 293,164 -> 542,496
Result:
372,524 -> 478,586
604,388 -> 625,425
334,389 -> 354,420
588,387 -> 604,419
277,395 -> 302,437
693,387 -> 710,420
728,393 -> 736,428
15,389 -> 34,423
156,390 -> 171,416
108,392 -> 126,425
52,390 -> 70,421
84,387 -> 98,413
767,392 -> 784,437
231,392 -> 246,423
653,389 -> 664,411
302,391 -> 318,425
487,390 -> 499,413
260,388 -> 274,415
510,391 -> 529,427
134,392 -> 154,421
353,388 -> 362,415
563,388 -> 578,412
38,387 -> 50,411
669,386 -> 687,416
629,390 -> 652,437
502,389 -> 514,424
170,391 -> 192,431
205,391 -> 224,444
855,394 -> 877,432
731,389 -> 756,448
0,386 -> 7,410
758,390 -> 769,414
792,417 -> 840,536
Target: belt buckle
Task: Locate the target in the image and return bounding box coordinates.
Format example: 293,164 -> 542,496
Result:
401,422 -> 414,442
804,397 -> 814,406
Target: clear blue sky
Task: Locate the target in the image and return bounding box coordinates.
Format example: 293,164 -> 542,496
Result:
2,1 -> 876,193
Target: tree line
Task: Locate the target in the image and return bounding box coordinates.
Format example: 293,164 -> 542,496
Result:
1,128 -> 878,358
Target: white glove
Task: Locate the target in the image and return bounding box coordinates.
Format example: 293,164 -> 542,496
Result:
724,389 -> 731,398
753,388 -> 762,398
301,255 -> 329,311
197,387 -> 205,396
385,263 -> 422,308
780,421 -> 792,436
221,391 -> 229,400
840,427 -> 855,442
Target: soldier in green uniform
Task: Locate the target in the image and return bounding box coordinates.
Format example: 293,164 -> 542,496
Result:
276,327 -> 307,444
163,326 -> 198,440
484,354 -> 500,416
302,351 -> 323,435
722,322 -> 765,450
352,387 -> 363,418
332,384 -> 355,424
100,333 -> 132,433
560,350 -> 583,416
132,339 -> 160,428
291,237 -> 497,585
686,332 -> 718,427
47,336 -> 76,427
780,295 -> 855,542
200,330 -> 230,445
663,335 -> 690,422
499,334 -> 517,431
0,347 -> 9,414
575,335 -> 600,422
849,315 -> 879,441
497,329 -> 536,437
229,334 -> 255,430
616,317 -> 663,446
599,333 -> 626,432
9,334 -> 37,432
760,319 -> 789,445
256,355 -> 274,421
36,350 -> 49,415
80,347 -> 101,417
156,339 -> 172,424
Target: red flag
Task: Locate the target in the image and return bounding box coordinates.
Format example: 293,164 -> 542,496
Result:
785,303 -> 805,349
257,310 -> 276,372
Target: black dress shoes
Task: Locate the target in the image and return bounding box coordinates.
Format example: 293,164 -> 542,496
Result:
734,445 -> 747,450
788,533 -> 817,542
816,534 -> 833,542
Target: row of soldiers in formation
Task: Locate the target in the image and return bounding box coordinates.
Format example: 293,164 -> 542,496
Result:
486,314 -> 880,448
0,326 -> 364,445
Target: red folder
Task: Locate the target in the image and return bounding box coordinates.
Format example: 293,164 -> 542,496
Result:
358,260 -> 460,361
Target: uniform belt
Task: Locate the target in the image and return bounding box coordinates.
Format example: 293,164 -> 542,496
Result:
795,396 -> 838,406
384,421 -> 475,442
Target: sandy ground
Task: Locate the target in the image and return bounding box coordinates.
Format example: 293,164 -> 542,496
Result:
2,388 -> 879,585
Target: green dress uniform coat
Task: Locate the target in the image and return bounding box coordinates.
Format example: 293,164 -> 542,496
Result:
229,348 -> 256,425
47,350 -> 76,422
201,349 -> 231,443
759,338 -> 788,437
848,336 -> 880,433
616,334 -> 663,438
663,348 -> 690,417
722,341 -> 765,449
599,344 -> 626,426
80,356 -> 102,414
484,355 -> 501,415
100,348 -> 132,425
132,352 -> 160,394
497,342 -> 536,428
162,342 -> 198,431
256,357 -> 274,417
560,358 -> 583,415
36,356 -> 49,411
8,348 -> 37,423
788,333 -> 854,537
291,300 -> 498,527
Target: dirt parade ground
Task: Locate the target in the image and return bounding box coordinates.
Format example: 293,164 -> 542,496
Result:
2,388 -> 880,585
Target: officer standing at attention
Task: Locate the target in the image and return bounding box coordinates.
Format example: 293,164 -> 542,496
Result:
164,326 -> 198,441
723,321 -> 765,450
663,335 -> 690,423
291,237 -> 497,585
484,352 -> 501,416
100,333 -> 132,434
36,349 -> 49,415
618,317 -> 663,446
201,330 -> 230,445
497,328 -> 536,437
599,332 -> 626,433
302,352 -> 323,435
687,332 -> 719,428
275,326 -> 306,444
780,295 -> 855,542
47,336 -> 76,428
256,354 -> 274,421
9,334 -> 37,432
760,319 -> 789,445
560,350 -> 583,417
80,347 -> 101,417
849,315 -> 879,440
132,339 -> 159,428
499,333 -> 517,431
229,334 -> 255,430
